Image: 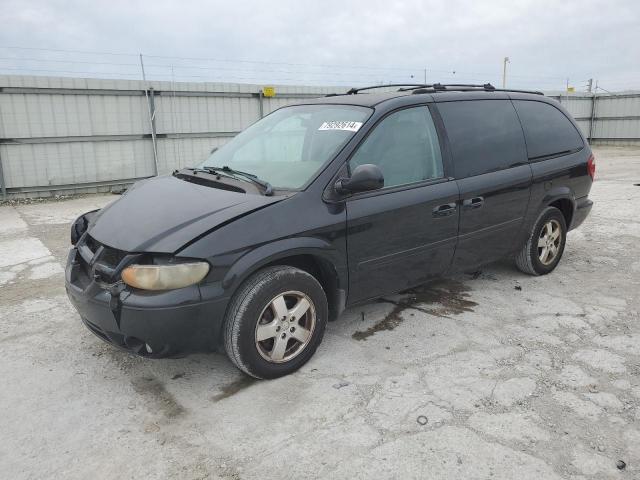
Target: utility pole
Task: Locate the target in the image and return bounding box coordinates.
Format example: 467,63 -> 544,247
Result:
587,78 -> 593,93
502,57 -> 510,88
423,68 -> 427,84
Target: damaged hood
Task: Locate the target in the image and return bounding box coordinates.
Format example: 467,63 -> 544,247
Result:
88,175 -> 283,253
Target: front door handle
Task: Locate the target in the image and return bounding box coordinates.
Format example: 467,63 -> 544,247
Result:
463,196 -> 484,209
433,202 -> 457,217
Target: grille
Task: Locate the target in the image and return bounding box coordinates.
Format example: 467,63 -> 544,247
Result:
78,235 -> 130,283
85,236 -> 127,266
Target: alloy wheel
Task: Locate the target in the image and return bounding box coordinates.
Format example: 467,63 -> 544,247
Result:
538,219 -> 562,265
254,291 -> 316,363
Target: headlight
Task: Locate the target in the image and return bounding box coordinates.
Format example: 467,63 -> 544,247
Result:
121,262 -> 210,291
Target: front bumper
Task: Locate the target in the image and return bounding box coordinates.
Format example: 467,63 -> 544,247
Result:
65,247 -> 228,358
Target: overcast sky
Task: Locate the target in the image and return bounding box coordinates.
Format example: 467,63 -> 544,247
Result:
1,0 -> 638,91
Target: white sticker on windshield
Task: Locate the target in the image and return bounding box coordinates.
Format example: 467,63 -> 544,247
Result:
318,121 -> 363,132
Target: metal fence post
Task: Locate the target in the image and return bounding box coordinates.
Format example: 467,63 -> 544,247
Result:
144,87 -> 159,176
0,150 -> 6,200
588,93 -> 597,143
259,90 -> 264,118
140,53 -> 159,176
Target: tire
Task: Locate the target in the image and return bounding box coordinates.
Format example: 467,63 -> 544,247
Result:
515,206 -> 567,276
223,266 -> 328,379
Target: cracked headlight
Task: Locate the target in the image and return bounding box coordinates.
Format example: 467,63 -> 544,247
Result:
121,262 -> 210,291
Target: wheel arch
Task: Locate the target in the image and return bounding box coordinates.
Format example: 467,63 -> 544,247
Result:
548,197 -> 574,229
222,237 -> 347,322
539,184 -> 575,229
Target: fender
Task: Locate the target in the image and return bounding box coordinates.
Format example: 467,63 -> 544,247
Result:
221,236 -> 347,294
516,185 -> 576,250
70,209 -> 100,245
540,185 -> 575,207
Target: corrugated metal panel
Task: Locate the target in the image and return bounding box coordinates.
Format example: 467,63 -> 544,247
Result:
597,95 -> 640,117
558,97 -> 593,118
574,119 -> 590,136
154,95 -> 259,134
591,139 -> 640,146
0,74 -> 638,197
0,75 -> 336,195
156,137 -> 231,174
0,93 -> 149,138
1,140 -> 154,188
593,118 -> 640,138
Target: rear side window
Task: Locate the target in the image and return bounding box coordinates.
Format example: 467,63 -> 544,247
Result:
512,100 -> 584,160
437,100 -> 527,178
349,106 -> 444,188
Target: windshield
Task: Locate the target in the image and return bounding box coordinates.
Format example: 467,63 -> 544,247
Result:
201,104 -> 372,189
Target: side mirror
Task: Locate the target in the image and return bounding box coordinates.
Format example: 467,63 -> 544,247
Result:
335,164 -> 384,194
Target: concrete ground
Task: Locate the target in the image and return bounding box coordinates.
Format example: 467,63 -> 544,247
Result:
1,146 -> 639,480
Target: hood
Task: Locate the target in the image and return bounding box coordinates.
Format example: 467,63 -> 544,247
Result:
88,175 -> 283,253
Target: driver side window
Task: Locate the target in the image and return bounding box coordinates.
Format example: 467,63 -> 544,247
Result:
349,106 -> 444,188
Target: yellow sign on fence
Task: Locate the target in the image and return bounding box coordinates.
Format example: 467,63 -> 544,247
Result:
263,86 -> 276,97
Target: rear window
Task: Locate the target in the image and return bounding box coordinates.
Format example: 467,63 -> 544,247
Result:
437,100 -> 527,178
512,100 -> 583,160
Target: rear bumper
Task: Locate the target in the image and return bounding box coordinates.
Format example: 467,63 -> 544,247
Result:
570,196 -> 593,230
65,248 -> 228,357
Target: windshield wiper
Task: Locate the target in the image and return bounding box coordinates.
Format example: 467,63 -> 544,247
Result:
206,165 -> 274,196
183,166 -> 233,178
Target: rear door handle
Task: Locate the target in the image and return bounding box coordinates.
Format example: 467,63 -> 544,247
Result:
433,202 -> 457,217
463,196 -> 484,209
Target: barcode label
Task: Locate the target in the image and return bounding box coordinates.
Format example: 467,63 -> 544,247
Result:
318,121 -> 363,132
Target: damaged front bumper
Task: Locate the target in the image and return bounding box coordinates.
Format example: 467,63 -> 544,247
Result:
64,236 -> 228,358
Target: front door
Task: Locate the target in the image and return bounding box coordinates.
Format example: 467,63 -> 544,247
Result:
345,105 -> 459,304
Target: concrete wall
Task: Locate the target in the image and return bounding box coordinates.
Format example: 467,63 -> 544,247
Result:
1,75 -> 639,198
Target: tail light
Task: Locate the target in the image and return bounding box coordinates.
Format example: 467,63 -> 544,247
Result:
587,154 -> 596,180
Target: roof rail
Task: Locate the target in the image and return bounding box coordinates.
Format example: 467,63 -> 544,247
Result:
325,83 -> 544,98
398,83 -> 495,91
341,84 -> 426,95
403,83 -> 544,96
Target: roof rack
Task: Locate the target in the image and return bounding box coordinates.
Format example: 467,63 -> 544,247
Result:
325,83 -> 544,98
328,84 -> 426,96
402,83 -> 544,95
397,83 -> 495,91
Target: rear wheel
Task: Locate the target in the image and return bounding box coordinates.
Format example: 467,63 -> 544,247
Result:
515,207 -> 567,275
223,266 -> 328,379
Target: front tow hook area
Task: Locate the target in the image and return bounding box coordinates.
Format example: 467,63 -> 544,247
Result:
106,281 -> 126,327
123,336 -> 158,356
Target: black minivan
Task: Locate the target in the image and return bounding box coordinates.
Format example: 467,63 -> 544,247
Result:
65,83 -> 594,379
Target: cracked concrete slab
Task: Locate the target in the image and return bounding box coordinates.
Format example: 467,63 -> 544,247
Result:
1,146 -> 639,479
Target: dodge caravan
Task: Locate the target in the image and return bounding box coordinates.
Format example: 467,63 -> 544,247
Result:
65,83 -> 594,378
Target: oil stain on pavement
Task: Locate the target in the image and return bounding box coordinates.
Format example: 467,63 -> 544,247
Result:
211,376 -> 256,402
352,279 -> 477,340
131,376 -> 186,418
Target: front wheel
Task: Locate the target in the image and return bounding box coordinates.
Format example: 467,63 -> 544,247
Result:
515,206 -> 567,276
223,266 -> 328,379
